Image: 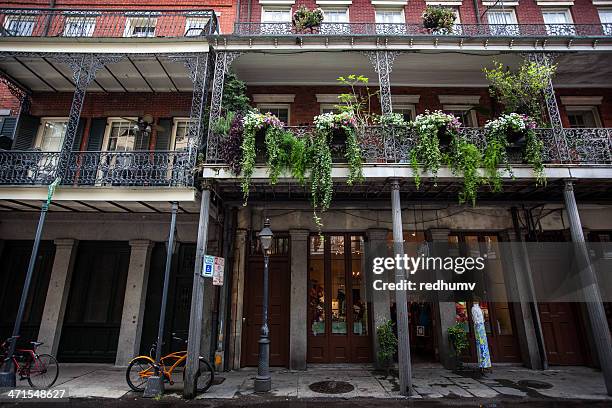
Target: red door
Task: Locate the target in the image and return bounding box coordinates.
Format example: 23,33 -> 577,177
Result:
539,302 -> 585,365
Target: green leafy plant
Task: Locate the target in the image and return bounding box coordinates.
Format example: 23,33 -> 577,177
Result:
422,6 -> 456,32
376,320 -> 398,377
309,127 -> 333,230
484,60 -> 556,123
240,111 -> 284,204
292,6 -> 324,31
448,323 -> 469,370
375,112 -> 408,128
410,110 -> 461,189
222,71 -> 251,114
265,126 -> 310,185
336,74 -> 378,132
212,111 -> 235,137
447,135 -> 483,206
524,131 -> 545,186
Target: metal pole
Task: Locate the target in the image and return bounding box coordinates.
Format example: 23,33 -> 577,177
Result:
143,202 -> 179,398
390,179 -> 412,396
184,188 -> 211,399
0,202 -> 48,387
255,221 -> 272,392
563,180 -> 612,396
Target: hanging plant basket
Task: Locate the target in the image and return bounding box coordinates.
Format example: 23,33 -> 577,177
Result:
437,128 -> 454,150
293,6 -> 324,33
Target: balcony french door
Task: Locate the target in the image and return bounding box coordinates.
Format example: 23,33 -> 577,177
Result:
307,234 -> 371,363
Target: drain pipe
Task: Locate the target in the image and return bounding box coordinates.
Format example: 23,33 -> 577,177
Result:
473,0 -> 482,24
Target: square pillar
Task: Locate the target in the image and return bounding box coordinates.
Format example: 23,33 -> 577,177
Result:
502,230 -> 545,369
37,239 -> 78,356
366,228 -> 391,368
289,229 -> 309,370
427,228 -> 456,369
229,229 -> 248,370
115,239 -> 154,366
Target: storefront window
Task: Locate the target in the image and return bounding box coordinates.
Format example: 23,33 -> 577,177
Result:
331,235 -> 347,334
351,236 -> 368,335
309,236 -> 325,336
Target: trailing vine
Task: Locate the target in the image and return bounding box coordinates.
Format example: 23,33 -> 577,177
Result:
482,131 -> 509,193
524,128 -> 546,186
310,127 -> 333,229
265,126 -> 310,185
447,135 -> 483,206
410,110 -> 461,189
345,127 -> 363,186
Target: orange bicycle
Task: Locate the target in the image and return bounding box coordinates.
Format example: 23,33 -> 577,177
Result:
125,333 -> 214,393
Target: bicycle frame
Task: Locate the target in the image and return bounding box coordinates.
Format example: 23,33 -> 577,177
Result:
135,351 -> 188,384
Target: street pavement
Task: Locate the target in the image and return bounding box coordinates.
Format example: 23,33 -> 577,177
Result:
0,362 -> 610,406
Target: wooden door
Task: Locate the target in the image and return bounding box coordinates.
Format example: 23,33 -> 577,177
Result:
242,235 -> 290,367
307,234 -> 372,364
0,241 -> 55,344
58,241 -> 130,363
539,302 -> 585,365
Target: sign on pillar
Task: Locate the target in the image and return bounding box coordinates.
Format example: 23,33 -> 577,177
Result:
202,254 -> 224,286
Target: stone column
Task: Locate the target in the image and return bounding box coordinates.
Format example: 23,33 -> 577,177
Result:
229,229 -> 248,370
502,230 -> 545,369
37,239 -> 78,356
289,229 -> 309,370
427,228 -> 456,369
115,239 -> 154,366
366,228 -> 391,368
564,180 -> 612,395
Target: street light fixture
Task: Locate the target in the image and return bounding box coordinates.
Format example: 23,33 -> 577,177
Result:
254,218 -> 273,392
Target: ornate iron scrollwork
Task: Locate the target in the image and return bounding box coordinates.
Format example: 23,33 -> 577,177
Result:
363,51 -> 403,115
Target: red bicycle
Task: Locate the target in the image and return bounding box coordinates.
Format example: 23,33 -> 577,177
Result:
1,336 -> 59,388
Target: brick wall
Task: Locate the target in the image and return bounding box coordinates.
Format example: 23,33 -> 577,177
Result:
0,84 -> 21,115
240,0 -> 606,26
2,0 -> 236,34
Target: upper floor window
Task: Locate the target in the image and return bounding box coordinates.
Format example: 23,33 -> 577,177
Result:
124,16 -> 157,38
103,119 -> 150,151
566,106 -> 602,128
599,9 -> 612,35
185,16 -> 212,36
487,9 -> 519,36
542,9 -> 574,35
444,106 -> 478,127
320,104 -> 340,114
261,8 -> 292,23
35,118 -> 68,151
172,119 -> 191,151
3,15 -> 36,36
257,104 -> 290,124
375,9 -> 405,34
64,16 -> 96,37
393,105 -> 416,122
321,8 -> 350,34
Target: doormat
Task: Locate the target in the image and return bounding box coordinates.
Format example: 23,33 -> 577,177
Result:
309,381 -> 354,394
517,380 -> 553,389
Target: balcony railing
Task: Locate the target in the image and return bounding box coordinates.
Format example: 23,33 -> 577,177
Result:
0,150 -> 193,186
0,8 -> 218,39
234,22 -> 612,38
230,126 -> 612,165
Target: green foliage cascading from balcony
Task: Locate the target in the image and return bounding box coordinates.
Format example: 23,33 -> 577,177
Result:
446,135 -> 483,206
422,6 -> 456,32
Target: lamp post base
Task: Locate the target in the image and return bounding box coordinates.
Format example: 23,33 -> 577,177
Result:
143,375 -> 165,398
254,375 -> 271,393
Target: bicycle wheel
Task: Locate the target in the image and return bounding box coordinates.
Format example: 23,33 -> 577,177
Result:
126,357 -> 155,392
195,357 -> 214,393
27,354 -> 59,389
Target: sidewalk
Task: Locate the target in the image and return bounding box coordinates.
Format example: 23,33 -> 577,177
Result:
15,363 -> 612,401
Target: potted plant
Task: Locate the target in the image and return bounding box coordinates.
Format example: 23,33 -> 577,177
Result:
410,110 -> 461,188
376,320 -> 398,377
448,322 -> 469,371
293,6 -> 324,33
422,6 -> 456,33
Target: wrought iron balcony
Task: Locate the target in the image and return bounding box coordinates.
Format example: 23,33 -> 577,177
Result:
234,22 -> 612,38
0,8 -> 218,39
229,126 -> 612,165
0,150 -> 193,187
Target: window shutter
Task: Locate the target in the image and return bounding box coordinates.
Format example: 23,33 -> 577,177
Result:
13,114 -> 40,150
86,118 -> 107,151
155,118 -> 172,150
71,119 -> 86,151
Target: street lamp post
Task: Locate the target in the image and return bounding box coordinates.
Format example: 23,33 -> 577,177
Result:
254,218 -> 273,393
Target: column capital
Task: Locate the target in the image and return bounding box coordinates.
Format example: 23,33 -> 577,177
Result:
53,238 -> 77,248
129,239 -> 154,249
564,178 -> 576,191
367,228 -> 389,241
289,229 -> 310,241
505,229 -> 518,241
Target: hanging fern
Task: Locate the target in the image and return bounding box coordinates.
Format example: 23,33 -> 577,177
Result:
310,128 -> 333,230
344,126 -> 364,186
524,130 -> 545,186
447,136 -> 483,206
240,123 -> 257,204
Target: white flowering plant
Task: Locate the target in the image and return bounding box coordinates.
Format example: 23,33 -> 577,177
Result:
410,110 -> 461,188
375,112 -> 408,128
